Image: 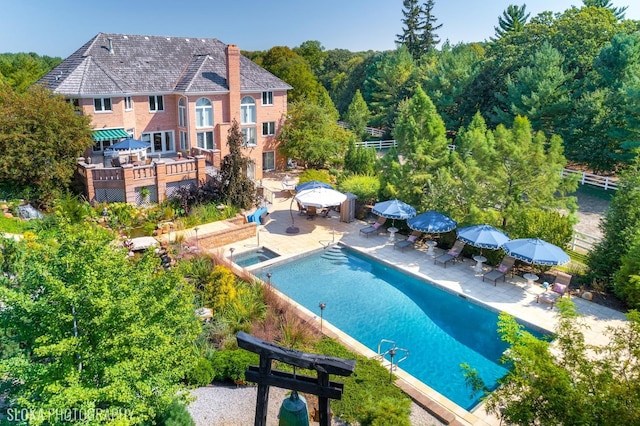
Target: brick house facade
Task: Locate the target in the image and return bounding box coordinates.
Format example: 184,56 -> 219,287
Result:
39,33 -> 291,182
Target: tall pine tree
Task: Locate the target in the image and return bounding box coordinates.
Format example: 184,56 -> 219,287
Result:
396,0 -> 424,60
420,0 -> 443,53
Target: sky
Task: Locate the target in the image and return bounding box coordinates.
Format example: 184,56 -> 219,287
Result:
1,0 -> 639,58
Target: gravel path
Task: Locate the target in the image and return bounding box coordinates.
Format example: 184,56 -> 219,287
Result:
187,385 -> 443,426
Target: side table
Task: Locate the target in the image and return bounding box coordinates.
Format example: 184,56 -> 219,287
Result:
523,273 -> 539,289
425,240 -> 437,257
473,255 -> 487,272
387,227 -> 399,242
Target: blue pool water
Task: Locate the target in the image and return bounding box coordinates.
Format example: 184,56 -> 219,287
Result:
261,246 -> 540,410
233,247 -> 280,268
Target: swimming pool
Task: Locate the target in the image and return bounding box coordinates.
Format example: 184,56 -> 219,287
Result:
261,245 -> 541,410
232,247 -> 280,268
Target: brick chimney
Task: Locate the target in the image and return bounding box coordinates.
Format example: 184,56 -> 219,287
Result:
226,44 -> 241,122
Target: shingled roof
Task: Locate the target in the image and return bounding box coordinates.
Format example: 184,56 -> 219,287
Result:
39,33 -> 292,96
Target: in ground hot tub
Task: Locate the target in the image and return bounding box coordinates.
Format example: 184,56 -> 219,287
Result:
232,247 -> 280,268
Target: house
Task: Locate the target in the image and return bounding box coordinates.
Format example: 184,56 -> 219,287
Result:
39,33 -> 291,204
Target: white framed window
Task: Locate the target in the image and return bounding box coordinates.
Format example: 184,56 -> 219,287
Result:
94,97 -> 112,112
262,91 -> 273,106
178,98 -> 186,127
262,151 -> 275,171
242,127 -> 256,147
262,121 -> 276,136
148,95 -> 164,112
196,131 -> 215,150
241,96 -> 256,124
141,131 -> 174,153
195,97 -> 213,128
179,131 -> 188,151
124,96 -> 133,111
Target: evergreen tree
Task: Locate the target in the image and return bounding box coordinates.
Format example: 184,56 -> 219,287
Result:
397,0 -> 424,60
420,0 -> 443,53
220,120 -> 257,210
343,89 -> 371,141
494,42 -> 574,133
614,228 -> 640,308
493,4 -> 530,40
588,151 -> 640,288
390,86 -> 449,208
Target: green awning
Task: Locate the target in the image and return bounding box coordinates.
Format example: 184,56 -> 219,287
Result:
92,128 -> 129,141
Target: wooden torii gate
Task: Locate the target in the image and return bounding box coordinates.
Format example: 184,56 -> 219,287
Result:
236,331 -> 356,426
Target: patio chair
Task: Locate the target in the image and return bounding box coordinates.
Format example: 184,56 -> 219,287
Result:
394,231 -> 422,251
360,217 -> 387,237
110,157 -> 122,167
306,206 -> 317,220
482,256 -> 516,286
537,271 -> 571,307
434,240 -> 465,268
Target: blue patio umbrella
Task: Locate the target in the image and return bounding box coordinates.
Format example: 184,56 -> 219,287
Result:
501,238 -> 570,266
295,180 -> 333,192
456,224 -> 510,250
407,210 -> 457,233
372,199 -> 417,220
106,138 -> 151,151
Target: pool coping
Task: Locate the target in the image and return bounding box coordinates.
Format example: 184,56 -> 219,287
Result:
249,242 -> 502,425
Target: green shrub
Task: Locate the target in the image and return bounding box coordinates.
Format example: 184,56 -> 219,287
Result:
360,396 -> 411,426
338,175 -> 380,205
209,349 -> 259,383
298,169 -> 333,186
158,399 -> 195,426
313,338 -> 411,424
185,356 -> 215,387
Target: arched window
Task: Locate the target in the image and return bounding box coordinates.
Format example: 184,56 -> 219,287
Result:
178,98 -> 186,127
240,96 -> 256,124
195,97 -> 213,128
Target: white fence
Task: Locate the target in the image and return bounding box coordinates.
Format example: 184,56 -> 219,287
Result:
570,231 -> 601,253
338,121 -> 385,138
355,140 -> 397,150
562,168 -> 618,190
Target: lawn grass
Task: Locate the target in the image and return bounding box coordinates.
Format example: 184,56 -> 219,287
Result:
0,215 -> 31,234
573,183 -> 615,202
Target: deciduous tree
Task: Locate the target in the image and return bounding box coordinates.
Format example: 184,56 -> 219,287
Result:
468,302 -> 640,425
0,225 -> 201,424
0,83 -> 93,204
277,99 -> 352,169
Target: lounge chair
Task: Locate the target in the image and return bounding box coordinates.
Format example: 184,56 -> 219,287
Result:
394,231 -> 422,251
360,217 -> 387,237
482,256 -> 516,286
434,240 -> 465,268
537,271 -> 571,307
